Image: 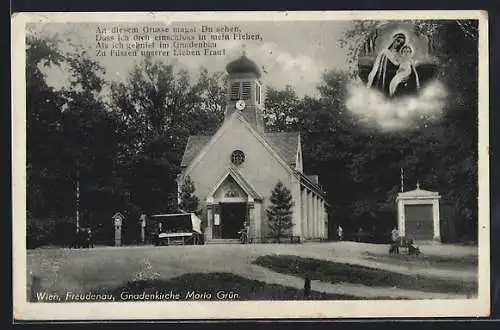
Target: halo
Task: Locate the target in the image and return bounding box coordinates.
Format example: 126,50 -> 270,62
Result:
379,29 -> 409,51
391,30 -> 409,42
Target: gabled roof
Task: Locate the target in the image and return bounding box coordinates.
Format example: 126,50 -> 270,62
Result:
306,175 -> 319,185
208,166 -> 264,201
264,132 -> 300,166
180,132 -> 300,168
112,212 -> 125,220
295,170 -> 326,199
180,111 -> 297,181
180,135 -> 212,167
397,185 -> 440,200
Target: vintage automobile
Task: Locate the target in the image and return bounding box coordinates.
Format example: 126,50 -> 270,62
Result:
151,213 -> 204,246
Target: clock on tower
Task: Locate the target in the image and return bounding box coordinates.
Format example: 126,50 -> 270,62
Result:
236,100 -> 246,110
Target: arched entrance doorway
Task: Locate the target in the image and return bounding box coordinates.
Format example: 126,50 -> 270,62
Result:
220,201 -> 247,239
205,168 -> 263,242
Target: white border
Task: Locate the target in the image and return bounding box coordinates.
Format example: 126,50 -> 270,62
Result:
12,10 -> 490,320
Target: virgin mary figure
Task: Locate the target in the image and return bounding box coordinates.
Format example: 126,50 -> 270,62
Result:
366,32 -> 420,98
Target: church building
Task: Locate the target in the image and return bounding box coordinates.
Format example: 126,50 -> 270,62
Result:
177,54 -> 328,243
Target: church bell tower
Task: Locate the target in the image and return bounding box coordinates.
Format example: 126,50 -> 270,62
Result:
224,54 -> 265,133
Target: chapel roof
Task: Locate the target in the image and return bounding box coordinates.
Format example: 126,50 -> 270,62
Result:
397,183 -> 440,200
180,135 -> 212,168
264,132 -> 300,165
294,170 -> 327,200
306,175 -> 319,185
226,55 -> 261,78
180,132 -> 299,168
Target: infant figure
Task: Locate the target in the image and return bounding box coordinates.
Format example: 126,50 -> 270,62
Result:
389,44 -> 415,97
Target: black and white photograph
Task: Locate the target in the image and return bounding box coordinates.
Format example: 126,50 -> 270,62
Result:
12,11 -> 490,320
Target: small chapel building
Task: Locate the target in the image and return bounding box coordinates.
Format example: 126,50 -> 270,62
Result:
177,55 -> 328,243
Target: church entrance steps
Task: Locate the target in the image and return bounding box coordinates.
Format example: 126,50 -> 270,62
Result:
206,239 -> 241,244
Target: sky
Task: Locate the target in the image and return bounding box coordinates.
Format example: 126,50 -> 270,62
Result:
29,21 -> 354,98
28,20 -> 458,132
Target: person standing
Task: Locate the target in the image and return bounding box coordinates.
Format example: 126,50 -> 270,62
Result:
239,221 -> 248,244
390,227 -> 400,254
337,225 -> 343,241
87,228 -> 94,248
391,227 -> 399,242
357,227 -> 364,242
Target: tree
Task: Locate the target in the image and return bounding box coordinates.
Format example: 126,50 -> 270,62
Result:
25,34 -> 227,244
263,85 -> 300,132
59,49 -> 131,232
110,59 -> 226,214
189,67 -> 226,134
266,181 -> 294,242
179,176 -> 200,214
298,71 -> 359,235
336,20 -> 479,241
26,34 -> 68,218
26,33 -> 135,246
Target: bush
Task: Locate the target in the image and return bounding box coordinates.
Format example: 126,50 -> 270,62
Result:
27,217 -> 52,249
53,220 -> 78,246
27,217 -> 75,249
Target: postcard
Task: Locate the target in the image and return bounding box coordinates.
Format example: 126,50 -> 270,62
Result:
11,10 -> 490,320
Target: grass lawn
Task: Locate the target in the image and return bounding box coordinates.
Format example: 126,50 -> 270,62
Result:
108,273 -> 372,301
36,272 -> 378,302
253,255 -> 477,295
362,252 -> 478,270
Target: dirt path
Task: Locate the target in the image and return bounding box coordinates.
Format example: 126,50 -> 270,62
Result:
294,253 -> 477,282
230,242 -> 478,282
26,242 -> 478,300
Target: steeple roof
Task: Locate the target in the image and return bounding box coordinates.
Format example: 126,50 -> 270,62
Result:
226,55 -> 261,77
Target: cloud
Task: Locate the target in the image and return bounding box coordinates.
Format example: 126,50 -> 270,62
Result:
345,80 -> 448,131
250,42 -> 323,97
35,22 -> 341,98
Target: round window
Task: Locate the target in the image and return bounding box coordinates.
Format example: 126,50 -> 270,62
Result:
231,150 -> 245,166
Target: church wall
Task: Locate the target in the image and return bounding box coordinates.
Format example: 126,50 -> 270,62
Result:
291,179 -> 302,237
183,115 -> 296,239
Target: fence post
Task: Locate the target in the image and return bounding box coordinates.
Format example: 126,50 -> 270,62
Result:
304,276 -> 311,299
